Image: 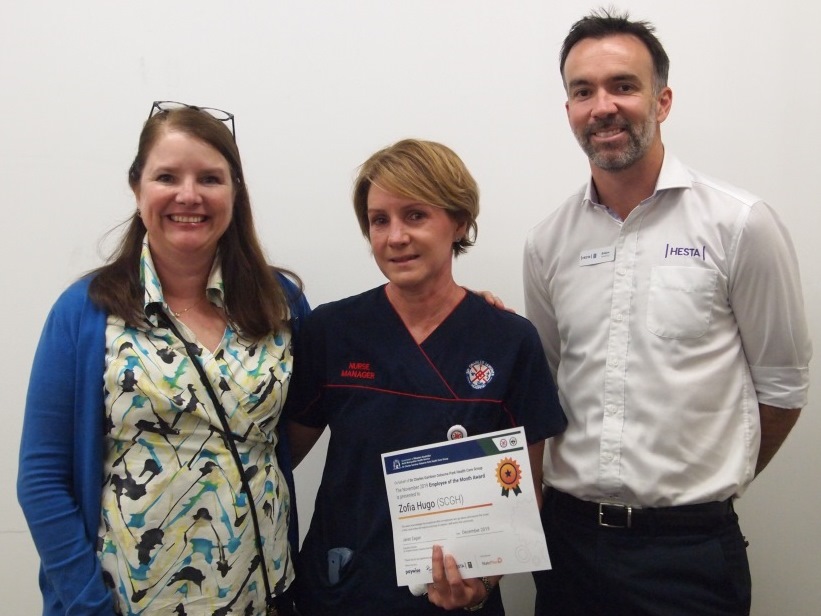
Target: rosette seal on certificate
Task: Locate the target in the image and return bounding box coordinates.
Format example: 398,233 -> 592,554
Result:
496,457 -> 523,497
381,427 -> 551,586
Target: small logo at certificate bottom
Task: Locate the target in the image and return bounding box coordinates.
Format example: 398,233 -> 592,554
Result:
496,457 -> 523,497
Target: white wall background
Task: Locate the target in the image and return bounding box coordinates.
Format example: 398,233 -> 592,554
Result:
2,1 -> 818,613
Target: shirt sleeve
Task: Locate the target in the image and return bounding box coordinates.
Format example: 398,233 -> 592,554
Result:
505,317 -> 567,444
17,292 -> 114,615
283,309 -> 329,429
523,231 -> 561,383
729,200 -> 812,409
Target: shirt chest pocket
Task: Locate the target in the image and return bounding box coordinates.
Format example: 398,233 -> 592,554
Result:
645,266 -> 718,339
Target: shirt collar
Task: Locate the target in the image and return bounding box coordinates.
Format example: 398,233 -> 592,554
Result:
653,152 -> 693,193
140,235 -> 225,324
582,150 -> 693,218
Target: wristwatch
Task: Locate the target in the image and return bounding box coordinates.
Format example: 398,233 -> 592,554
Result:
464,577 -> 494,612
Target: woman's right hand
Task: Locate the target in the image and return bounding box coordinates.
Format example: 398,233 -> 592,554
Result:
424,544 -> 498,610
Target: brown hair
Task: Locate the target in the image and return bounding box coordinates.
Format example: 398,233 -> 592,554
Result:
352,139 -> 479,257
89,106 -> 302,338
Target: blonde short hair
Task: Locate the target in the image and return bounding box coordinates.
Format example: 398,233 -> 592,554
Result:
352,139 -> 479,256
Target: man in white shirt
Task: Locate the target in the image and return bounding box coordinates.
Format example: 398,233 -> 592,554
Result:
523,9 -> 812,616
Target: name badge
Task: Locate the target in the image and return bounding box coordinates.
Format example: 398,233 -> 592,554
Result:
579,246 -> 615,266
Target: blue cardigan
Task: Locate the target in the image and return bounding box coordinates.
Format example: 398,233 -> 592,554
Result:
17,275 -> 309,615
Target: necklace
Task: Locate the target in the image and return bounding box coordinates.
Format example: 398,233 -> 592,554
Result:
168,296 -> 205,318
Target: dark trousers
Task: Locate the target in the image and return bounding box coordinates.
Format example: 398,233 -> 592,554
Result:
533,490 -> 751,616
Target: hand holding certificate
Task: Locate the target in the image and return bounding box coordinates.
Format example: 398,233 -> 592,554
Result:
381,427 -> 550,587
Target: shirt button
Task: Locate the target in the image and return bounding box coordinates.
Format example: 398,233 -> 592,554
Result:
602,453 -> 613,463
615,313 -> 624,321
611,359 -> 620,368
617,269 -> 626,276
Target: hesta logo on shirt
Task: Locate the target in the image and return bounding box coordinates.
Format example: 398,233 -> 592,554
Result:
664,243 -> 707,260
466,360 -> 495,389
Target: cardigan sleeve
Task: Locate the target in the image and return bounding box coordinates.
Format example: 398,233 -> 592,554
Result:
17,282 -> 114,615
274,273 -> 311,558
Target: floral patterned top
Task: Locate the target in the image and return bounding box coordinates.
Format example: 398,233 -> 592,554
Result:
98,238 -> 294,615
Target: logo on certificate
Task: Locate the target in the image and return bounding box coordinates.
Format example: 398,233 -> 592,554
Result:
466,360 -> 495,389
496,457 -> 523,497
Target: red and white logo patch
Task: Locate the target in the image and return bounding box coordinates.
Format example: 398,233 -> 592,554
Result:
466,360 -> 495,390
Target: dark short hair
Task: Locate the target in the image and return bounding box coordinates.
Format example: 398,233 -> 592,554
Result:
560,8 -> 669,92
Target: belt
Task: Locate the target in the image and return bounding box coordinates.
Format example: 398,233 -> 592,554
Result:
549,489 -> 735,532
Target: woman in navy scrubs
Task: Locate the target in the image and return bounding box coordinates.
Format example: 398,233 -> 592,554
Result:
286,139 -> 566,615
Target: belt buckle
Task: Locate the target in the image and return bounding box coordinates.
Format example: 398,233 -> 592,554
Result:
598,502 -> 632,528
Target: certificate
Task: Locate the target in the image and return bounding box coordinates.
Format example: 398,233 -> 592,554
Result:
381,427 -> 550,586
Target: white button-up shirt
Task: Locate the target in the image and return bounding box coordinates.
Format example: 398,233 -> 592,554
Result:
524,153 -> 811,507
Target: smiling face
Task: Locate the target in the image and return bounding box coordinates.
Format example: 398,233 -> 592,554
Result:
367,183 -> 465,294
133,129 -> 234,264
563,34 -> 671,171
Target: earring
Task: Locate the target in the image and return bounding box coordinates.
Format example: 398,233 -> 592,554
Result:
136,209 -> 142,218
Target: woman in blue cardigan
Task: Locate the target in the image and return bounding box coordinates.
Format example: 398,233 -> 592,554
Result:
17,102 -> 308,616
